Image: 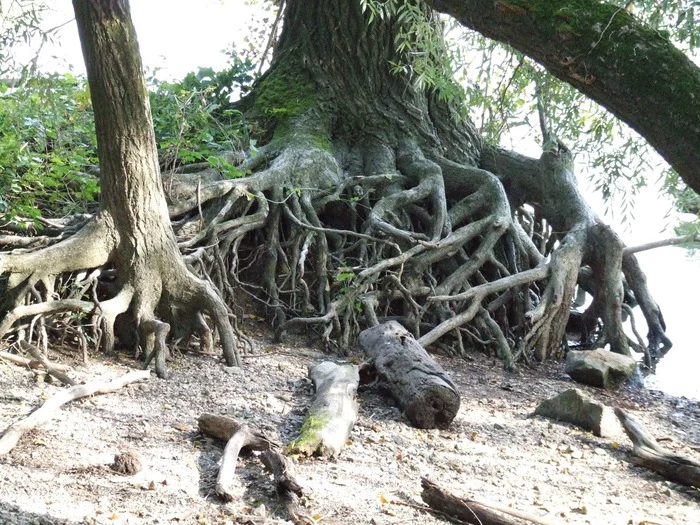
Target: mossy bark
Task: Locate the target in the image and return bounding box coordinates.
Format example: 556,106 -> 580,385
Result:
428,0 -> 700,194
286,361 -> 359,457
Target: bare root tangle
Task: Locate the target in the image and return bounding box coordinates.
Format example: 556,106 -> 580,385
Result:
3,123 -> 673,374
0,9 -> 673,373
0,115 -> 673,373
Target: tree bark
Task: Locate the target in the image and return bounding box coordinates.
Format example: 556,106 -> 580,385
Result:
360,321 -> 460,429
66,0 -> 240,375
427,0 -> 700,194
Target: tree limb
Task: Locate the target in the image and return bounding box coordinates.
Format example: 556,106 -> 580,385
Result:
421,478 -> 563,525
615,408 -> 700,487
0,370 -> 150,456
428,0 -> 700,193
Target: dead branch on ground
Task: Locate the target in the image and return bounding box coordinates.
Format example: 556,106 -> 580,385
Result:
421,478 -> 563,525
197,413 -> 276,501
615,408 -> 700,488
0,370 -> 150,455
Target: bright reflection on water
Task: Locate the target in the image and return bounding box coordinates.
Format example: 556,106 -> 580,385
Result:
631,247 -> 700,400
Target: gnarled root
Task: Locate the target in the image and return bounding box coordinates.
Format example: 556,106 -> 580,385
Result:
0,114 -> 672,373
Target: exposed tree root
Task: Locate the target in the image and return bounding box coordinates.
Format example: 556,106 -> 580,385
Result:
0,0 -> 674,374
0,125 -> 673,373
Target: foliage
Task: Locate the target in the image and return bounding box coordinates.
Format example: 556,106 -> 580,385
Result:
148,48 -> 256,176
361,0 -> 700,225
0,74 -> 99,224
0,1 -> 49,79
449,1 -> 698,224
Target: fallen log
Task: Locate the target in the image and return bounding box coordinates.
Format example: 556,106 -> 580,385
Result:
615,408 -> 700,488
0,370 -> 150,456
359,321 -> 460,429
197,413 -> 275,501
421,478 -> 561,525
260,450 -> 314,525
287,361 -> 359,457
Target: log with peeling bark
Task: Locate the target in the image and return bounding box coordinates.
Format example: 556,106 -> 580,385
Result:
287,361 -> 359,457
421,478 -> 562,525
260,450 -> 314,525
359,321 -> 460,429
197,413 -> 275,501
0,370 -> 150,456
615,408 -> 700,488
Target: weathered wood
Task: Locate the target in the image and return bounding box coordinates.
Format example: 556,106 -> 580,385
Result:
359,321 -> 460,429
0,370 -> 150,456
20,341 -> 76,386
197,413 -> 276,501
0,351 -> 72,372
287,361 -> 359,457
615,408 -> 700,488
421,478 -> 561,525
260,450 -> 314,525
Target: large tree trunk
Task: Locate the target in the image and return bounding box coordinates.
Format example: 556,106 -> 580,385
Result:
427,0 -> 700,195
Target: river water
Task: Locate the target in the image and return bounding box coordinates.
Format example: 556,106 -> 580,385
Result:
632,247 -> 700,400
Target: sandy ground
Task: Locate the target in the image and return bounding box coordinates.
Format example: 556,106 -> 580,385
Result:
1,324 -> 699,525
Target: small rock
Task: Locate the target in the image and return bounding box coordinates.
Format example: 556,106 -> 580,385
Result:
535,388 -> 623,438
111,451 -> 142,475
224,366 -> 243,376
565,349 -> 637,389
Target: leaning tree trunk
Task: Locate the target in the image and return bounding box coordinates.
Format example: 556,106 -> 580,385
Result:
0,0 -> 240,377
427,0 -> 700,195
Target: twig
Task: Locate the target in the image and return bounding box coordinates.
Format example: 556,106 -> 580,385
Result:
0,351 -> 72,372
623,234 -> 700,255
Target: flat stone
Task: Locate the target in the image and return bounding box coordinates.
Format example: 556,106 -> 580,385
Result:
535,388 -> 623,438
565,349 -> 637,389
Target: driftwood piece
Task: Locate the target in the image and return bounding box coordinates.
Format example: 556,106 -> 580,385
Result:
197,413 -> 275,501
359,321 -> 460,428
20,341 -> 76,385
0,370 -> 150,456
287,361 -> 359,457
260,450 -> 314,525
421,478 -> 561,525
615,408 -> 700,487
0,350 -> 72,372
